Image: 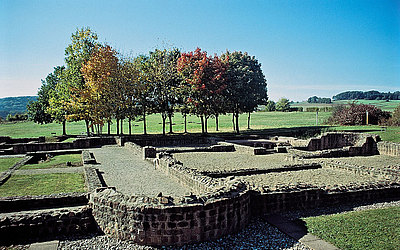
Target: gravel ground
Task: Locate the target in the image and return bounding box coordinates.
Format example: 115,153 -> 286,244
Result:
242,167 -> 386,188
92,146 -> 190,197
58,217 -> 310,250
173,152 -> 297,172
322,155 -> 400,170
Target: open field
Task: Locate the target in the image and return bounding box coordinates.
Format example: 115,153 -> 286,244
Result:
303,206 -> 400,250
292,99 -> 400,112
0,173 -> 86,197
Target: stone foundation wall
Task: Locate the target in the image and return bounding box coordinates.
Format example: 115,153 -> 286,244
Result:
9,137 -> 117,154
0,206 -> 97,244
377,141 -> 400,156
0,193 -> 89,213
90,188 -> 250,246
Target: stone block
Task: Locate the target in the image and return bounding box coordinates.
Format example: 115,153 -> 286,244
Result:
143,146 -> 156,159
253,147 -> 267,155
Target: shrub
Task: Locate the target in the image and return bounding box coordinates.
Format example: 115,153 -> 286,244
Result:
265,100 -> 276,111
388,104 -> 400,126
276,98 -> 290,112
328,103 -> 391,125
305,107 -> 320,112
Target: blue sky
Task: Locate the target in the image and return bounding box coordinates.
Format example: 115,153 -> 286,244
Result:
1,0 -> 399,101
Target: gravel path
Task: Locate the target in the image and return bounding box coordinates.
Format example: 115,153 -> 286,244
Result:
14,167 -> 83,175
92,146 -> 190,197
58,217 -> 310,250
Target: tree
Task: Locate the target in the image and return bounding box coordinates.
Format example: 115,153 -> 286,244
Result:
265,100 -> 276,111
276,98 -> 290,112
177,48 -> 228,134
221,51 -> 267,133
64,27 -> 99,136
148,48 -> 181,135
80,44 -> 120,134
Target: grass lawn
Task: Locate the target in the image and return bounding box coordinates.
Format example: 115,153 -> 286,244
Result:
303,207 -> 400,250
21,154 -> 82,169
0,157 -> 23,172
0,173 -> 86,197
0,111 -> 398,142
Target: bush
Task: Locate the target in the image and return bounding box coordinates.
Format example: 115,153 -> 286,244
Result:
388,104 -> 400,126
6,113 -> 28,122
328,103 -> 391,125
276,98 -> 290,112
265,100 -> 276,111
305,107 -> 320,112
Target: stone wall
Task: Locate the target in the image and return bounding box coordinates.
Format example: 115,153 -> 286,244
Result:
306,132 -> 379,155
0,205 -> 97,244
9,136 -> 117,154
377,141 -> 400,156
90,188 -> 250,246
0,193 -> 89,213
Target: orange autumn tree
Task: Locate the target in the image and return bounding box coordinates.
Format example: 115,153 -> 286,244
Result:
77,44 -> 119,134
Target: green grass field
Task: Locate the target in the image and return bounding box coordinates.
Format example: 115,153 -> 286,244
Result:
0,173 -> 86,197
0,111 -> 398,142
303,207 -> 400,250
21,154 -> 82,169
292,99 -> 400,112
0,157 -> 23,172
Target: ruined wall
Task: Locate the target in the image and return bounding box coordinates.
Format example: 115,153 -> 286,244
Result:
0,206 -> 97,244
377,141 -> 400,156
90,188 -> 250,246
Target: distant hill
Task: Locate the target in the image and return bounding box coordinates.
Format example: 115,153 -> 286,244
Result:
0,96 -> 37,118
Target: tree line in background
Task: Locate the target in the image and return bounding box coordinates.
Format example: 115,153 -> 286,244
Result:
27,27 -> 268,135
307,96 -> 332,104
333,90 -> 400,101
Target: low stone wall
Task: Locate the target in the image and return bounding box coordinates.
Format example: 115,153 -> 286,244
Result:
9,136 -> 117,154
125,141 -> 143,155
306,132 -> 379,155
251,184 -> 400,215
377,141 -> 400,156
133,135 -> 216,147
155,153 -> 220,194
84,166 -> 104,192
0,205 -> 97,244
0,193 -> 89,213
90,187 -> 250,246
0,156 -> 34,185
157,144 -> 235,154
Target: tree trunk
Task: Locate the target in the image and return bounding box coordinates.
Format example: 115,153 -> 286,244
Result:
204,117 -> 208,134
128,118 -> 132,135
85,120 -> 90,136
121,119 -> 124,135
232,113 -> 235,131
62,120 -> 66,136
247,112 -> 251,129
168,113 -> 173,134
184,114 -> 187,133
215,114 -> 219,131
200,116 -> 205,134
235,112 -> 240,134
108,121 -> 111,135
116,119 -> 119,135
91,122 -> 95,134
162,113 -> 166,135
143,108 -> 147,135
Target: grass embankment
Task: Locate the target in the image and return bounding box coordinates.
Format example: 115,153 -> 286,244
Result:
21,154 -> 82,170
303,207 -> 400,250
0,173 -> 86,197
0,157 -> 23,172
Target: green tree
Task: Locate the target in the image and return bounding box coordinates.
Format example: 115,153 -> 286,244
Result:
276,98 -> 290,112
221,51 -> 268,133
265,100 -> 276,111
148,48 -> 181,135
389,104 -> 400,126
64,27 -> 99,135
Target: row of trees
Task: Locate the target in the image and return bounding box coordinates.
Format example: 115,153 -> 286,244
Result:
333,91 -> 400,101
307,96 -> 332,104
27,28 -> 268,135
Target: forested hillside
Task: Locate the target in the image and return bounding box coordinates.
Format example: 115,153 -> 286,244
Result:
0,96 -> 37,118
333,90 -> 400,100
